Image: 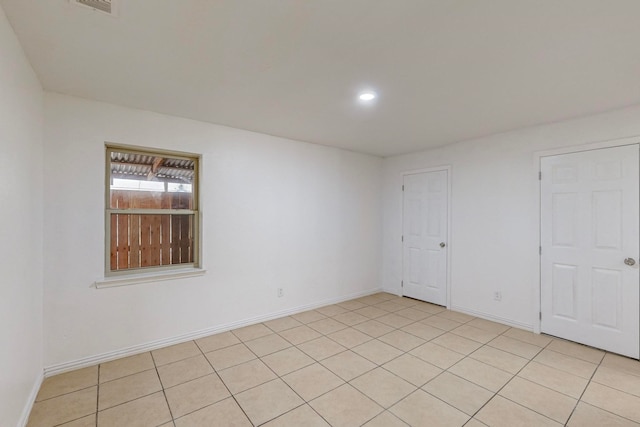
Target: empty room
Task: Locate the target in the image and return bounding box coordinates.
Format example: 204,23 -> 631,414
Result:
3,1 -> 640,426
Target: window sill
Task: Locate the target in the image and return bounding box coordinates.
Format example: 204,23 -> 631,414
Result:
95,268 -> 207,289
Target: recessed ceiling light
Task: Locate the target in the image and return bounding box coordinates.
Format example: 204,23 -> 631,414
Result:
359,92 -> 377,101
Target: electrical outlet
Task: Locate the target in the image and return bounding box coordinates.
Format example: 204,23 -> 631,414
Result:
493,291 -> 502,301
277,288 -> 284,298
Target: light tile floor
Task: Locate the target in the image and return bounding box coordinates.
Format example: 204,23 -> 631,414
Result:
27,293 -> 640,426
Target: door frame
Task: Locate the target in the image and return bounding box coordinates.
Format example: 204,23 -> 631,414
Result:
533,136 -> 640,335
401,165 -> 452,308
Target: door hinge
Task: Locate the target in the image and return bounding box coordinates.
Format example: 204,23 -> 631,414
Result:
401,280 -> 404,287
401,235 -> 404,242
539,311 -> 542,320
538,171 -> 542,180
539,246 -> 542,255
402,184 -> 404,191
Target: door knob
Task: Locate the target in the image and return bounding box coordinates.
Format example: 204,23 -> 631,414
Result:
624,258 -> 636,266
439,242 -> 446,248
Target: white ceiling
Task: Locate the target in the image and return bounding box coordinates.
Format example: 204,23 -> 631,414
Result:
3,1 -> 640,157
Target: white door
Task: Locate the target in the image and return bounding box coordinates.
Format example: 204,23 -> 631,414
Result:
541,144 -> 639,358
402,170 -> 448,305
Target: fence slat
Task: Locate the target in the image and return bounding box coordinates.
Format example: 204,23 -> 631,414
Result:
140,214 -> 151,267
110,213 -> 117,270
171,213 -> 181,264
149,214 -> 161,266
116,193 -> 130,270
130,214 -> 140,268
180,214 -> 191,264
161,195 -> 171,265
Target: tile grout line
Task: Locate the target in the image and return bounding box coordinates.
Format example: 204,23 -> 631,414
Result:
446,322 -> 549,422
253,303 -> 373,426
413,319 -> 519,423
192,337 -> 255,426
149,350 -> 175,426
295,301 -> 456,424
202,315 -> 373,426
358,301 -> 482,423
28,299 -> 490,425
227,297 -> 418,425
572,401 -> 640,426
258,318 -> 353,425
95,298 -> 448,426
95,364 -> 100,427
560,350 -> 640,426
32,294 -> 640,427
465,331 -> 577,425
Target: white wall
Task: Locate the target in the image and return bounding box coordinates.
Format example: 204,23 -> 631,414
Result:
0,5 -> 44,427
383,105 -> 640,329
43,93 -> 382,367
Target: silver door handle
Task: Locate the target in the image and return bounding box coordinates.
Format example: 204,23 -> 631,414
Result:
440,242 -> 446,248
624,258 -> 636,266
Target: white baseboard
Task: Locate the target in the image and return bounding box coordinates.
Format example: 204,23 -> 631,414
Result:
450,305 -> 533,331
380,287 -> 401,297
44,287 -> 382,377
381,289 -> 533,332
18,371 -> 43,427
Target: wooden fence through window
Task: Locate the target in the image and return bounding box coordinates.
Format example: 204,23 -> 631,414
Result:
110,190 -> 194,271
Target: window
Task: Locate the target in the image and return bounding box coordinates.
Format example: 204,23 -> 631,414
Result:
106,146 -> 199,275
